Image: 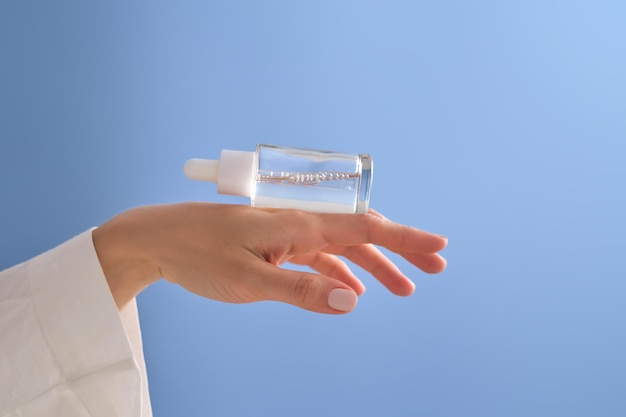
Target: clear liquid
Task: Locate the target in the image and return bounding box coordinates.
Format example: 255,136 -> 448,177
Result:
251,144 -> 372,214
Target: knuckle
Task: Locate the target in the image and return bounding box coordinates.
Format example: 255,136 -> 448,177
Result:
280,208 -> 313,229
293,273 -> 318,305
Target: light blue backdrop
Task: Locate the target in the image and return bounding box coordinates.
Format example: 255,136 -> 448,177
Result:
1,2 -> 625,416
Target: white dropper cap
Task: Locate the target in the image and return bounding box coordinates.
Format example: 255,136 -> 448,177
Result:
184,150 -> 256,197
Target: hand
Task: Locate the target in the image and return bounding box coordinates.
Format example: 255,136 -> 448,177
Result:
93,203 -> 447,314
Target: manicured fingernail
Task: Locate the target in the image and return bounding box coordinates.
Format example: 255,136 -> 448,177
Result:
328,289 -> 357,312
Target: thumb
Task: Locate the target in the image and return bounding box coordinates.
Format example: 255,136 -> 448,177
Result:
256,263 -> 359,314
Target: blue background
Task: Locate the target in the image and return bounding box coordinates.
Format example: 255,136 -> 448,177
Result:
2,1 -> 625,416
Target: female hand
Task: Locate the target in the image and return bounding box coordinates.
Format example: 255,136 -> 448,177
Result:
93,203 -> 447,314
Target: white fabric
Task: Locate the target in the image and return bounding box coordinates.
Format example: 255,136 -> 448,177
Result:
0,230 -> 152,417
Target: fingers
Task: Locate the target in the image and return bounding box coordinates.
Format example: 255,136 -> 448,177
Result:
323,243 -> 416,296
265,208 -> 447,301
288,252 -> 366,295
400,251 -> 447,274
253,251 -> 445,315
253,262 -> 359,314
316,210 -> 447,255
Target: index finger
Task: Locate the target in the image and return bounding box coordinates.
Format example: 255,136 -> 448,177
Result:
316,209 -> 447,254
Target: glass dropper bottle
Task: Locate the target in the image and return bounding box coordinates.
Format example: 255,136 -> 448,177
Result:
184,144 -> 373,214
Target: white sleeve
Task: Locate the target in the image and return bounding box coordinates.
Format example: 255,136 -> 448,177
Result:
0,229 -> 152,417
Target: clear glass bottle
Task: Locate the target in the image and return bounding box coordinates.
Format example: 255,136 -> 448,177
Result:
184,144 -> 373,214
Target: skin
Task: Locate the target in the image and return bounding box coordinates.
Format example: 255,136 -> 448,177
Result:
92,202 -> 447,314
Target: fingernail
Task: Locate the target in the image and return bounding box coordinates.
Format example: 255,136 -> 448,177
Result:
328,289 -> 357,312
439,235 -> 448,240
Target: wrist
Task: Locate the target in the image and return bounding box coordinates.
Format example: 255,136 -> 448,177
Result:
92,211 -> 162,310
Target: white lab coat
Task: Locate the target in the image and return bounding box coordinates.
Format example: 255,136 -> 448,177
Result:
0,230 -> 152,417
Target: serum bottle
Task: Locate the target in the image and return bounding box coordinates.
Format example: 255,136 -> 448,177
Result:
184,144 -> 373,214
